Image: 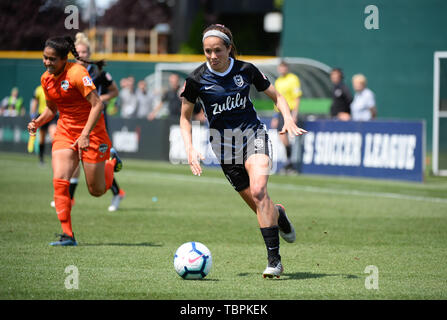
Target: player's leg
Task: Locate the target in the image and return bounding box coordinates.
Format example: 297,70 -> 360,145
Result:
108,148 -> 125,212
82,149 -> 121,197
82,160 -> 110,197
238,186 -> 295,243
50,148 -> 79,245
244,154 -> 283,278
69,165 -> 80,203
38,126 -> 48,164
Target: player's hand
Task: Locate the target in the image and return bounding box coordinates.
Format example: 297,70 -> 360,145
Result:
188,147 -> 205,176
27,119 -> 38,136
72,134 -> 90,160
280,118 -> 307,137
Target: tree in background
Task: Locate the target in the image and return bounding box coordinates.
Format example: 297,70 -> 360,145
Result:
0,0 -> 85,50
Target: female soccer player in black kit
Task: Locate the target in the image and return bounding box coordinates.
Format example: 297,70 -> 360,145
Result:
180,24 -> 307,278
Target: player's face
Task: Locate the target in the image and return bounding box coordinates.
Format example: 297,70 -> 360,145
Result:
203,36 -> 231,73
75,44 -> 90,65
352,79 -> 365,92
278,64 -> 288,77
43,47 -> 67,76
330,71 -> 342,84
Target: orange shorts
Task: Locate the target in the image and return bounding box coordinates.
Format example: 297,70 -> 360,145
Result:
52,119 -> 112,163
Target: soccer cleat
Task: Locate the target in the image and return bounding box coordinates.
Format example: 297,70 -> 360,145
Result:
108,189 -> 126,212
110,147 -> 123,172
262,261 -> 284,279
276,204 -> 296,243
49,233 -> 77,246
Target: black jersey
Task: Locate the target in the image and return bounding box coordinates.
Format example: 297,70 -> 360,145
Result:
330,81 -> 353,117
181,58 -> 270,134
87,64 -> 113,96
181,58 -> 271,164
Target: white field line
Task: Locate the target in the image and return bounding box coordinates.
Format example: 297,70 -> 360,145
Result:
124,170 -> 447,205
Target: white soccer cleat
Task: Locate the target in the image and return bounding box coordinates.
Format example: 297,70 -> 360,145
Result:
50,201 -> 55,208
262,261 -> 284,279
276,204 -> 296,243
108,189 -> 125,212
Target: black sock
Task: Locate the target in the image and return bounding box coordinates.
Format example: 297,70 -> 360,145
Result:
39,143 -> 44,163
285,145 -> 292,160
110,178 -> 120,196
260,226 -> 281,266
69,180 -> 78,199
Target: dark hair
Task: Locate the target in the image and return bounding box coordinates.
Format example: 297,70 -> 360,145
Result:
45,36 -> 105,70
202,24 -> 237,59
331,68 -> 344,79
279,60 -> 289,67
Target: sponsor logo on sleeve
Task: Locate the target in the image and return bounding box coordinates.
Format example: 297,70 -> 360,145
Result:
82,76 -> 93,87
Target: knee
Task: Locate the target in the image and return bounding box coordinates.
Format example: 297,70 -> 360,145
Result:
250,184 -> 267,203
87,184 -> 105,197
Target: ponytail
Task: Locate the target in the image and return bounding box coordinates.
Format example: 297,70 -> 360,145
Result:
64,36 -> 105,70
44,36 -> 105,70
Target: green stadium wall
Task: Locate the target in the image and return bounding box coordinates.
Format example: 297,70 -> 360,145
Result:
281,0 -> 447,150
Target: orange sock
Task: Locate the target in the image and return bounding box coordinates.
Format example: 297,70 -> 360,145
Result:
104,159 -> 116,191
53,178 -> 73,237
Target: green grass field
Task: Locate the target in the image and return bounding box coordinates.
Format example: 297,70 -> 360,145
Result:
0,152 -> 446,300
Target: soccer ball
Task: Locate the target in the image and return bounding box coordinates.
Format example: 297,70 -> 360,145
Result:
174,242 -> 212,280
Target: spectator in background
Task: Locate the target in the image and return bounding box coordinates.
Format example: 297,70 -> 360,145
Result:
148,73 -> 182,121
350,74 -> 377,121
119,76 -> 138,118
271,60 -> 302,174
1,87 -> 24,117
30,84 -> 58,164
329,68 -> 352,121
136,80 -> 154,119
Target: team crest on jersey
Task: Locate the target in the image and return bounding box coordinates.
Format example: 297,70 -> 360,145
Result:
233,75 -> 244,87
82,76 -> 93,87
61,80 -> 69,91
99,143 -> 109,154
254,138 -> 264,151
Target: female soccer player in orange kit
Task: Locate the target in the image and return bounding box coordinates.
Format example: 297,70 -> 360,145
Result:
27,36 -> 122,246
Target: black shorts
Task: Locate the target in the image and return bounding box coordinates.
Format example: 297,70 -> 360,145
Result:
40,113 -> 59,131
218,127 -> 273,192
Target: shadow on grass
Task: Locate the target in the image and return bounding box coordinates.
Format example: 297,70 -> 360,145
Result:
238,272 -> 359,281
81,242 -> 163,247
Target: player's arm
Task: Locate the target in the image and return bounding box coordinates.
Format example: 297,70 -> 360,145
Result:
27,100 -> 57,135
180,97 -> 204,176
370,106 -> 377,119
75,90 -> 104,152
263,84 -> 307,136
100,81 -> 119,103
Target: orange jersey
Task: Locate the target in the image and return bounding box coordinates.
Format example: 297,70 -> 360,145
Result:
41,61 -> 106,134
41,62 -> 111,163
